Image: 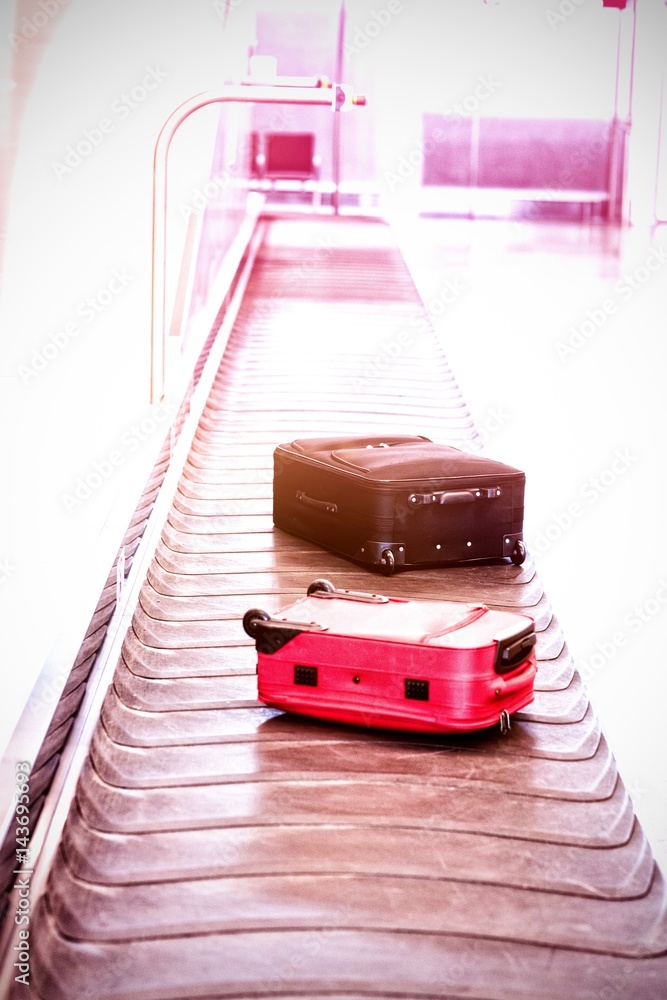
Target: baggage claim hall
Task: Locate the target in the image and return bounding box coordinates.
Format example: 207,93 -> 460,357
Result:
0,1 -> 666,997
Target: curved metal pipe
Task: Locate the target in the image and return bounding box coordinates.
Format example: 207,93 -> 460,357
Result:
151,84 -> 363,401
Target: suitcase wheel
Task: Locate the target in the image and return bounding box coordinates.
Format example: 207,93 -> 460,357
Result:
380,549 -> 396,575
243,608 -> 270,637
510,540 -> 527,566
306,578 -> 336,596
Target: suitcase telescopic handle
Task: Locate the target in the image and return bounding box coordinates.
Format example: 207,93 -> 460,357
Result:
296,490 -> 338,514
408,487 -> 501,506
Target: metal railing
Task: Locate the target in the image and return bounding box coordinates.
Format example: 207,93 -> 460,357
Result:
151,81 -> 365,402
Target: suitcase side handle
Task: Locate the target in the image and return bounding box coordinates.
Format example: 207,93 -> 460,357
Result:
296,490 -> 338,514
409,487 -> 502,506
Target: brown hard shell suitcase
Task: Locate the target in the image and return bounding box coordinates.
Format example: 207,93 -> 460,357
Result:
272,435 -> 526,574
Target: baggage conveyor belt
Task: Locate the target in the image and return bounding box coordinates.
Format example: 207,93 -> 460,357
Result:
11,217 -> 667,998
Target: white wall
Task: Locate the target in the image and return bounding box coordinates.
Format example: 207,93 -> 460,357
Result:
339,0 -> 622,199
0,0 -> 246,761
625,0 -> 667,223
338,0 -> 667,222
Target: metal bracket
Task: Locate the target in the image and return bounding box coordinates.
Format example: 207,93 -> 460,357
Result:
250,616 -> 327,655
263,617 -> 328,631
311,587 -> 389,604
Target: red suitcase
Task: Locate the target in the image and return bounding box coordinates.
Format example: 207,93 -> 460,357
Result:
243,579 -> 537,734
